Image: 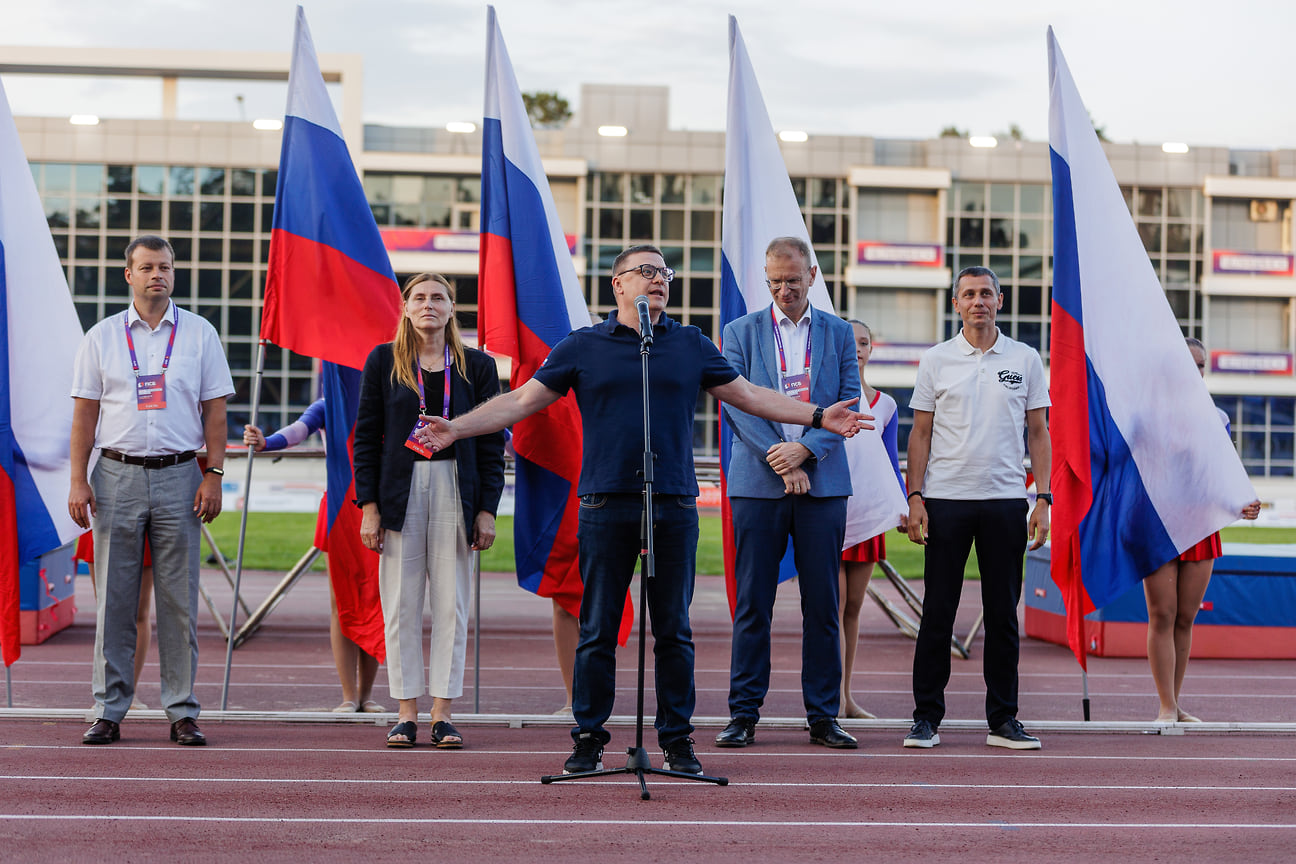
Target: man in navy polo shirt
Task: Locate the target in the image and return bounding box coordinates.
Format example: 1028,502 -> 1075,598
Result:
416,244 -> 867,776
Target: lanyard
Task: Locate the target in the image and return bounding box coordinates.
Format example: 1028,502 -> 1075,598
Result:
770,306 -> 811,375
123,304 -> 179,377
415,346 -> 453,419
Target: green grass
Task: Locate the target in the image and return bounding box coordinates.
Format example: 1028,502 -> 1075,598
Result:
204,511 -> 950,577
207,512 -> 1295,577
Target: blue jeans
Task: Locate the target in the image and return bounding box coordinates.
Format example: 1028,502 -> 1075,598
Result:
572,492 -> 699,747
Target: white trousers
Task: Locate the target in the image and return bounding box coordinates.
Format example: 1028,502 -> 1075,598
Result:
379,460 -> 470,700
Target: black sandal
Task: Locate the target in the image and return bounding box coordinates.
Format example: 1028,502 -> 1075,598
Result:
431,720 -> 463,749
386,720 -> 418,748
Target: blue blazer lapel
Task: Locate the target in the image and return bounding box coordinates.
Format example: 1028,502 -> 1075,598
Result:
808,311 -> 827,394
755,304 -> 780,389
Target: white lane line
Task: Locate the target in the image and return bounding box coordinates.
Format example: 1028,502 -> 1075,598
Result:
7,745 -> 1296,761
18,659 -> 1296,683
14,682 -> 1296,701
0,814 -> 1294,829
3,775 -> 1294,792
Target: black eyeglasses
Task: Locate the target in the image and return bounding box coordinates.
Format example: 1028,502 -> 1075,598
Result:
615,263 -> 675,282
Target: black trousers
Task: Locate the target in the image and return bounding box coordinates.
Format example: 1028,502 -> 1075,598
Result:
912,498 -> 1028,729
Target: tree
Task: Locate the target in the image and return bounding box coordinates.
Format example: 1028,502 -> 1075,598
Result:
939,125 -> 967,138
522,91 -> 571,129
1089,112 -> 1109,142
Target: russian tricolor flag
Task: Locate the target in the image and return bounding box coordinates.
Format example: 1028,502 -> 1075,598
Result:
0,74 -> 84,665
1047,28 -> 1256,667
718,16 -> 837,614
261,6 -> 399,660
479,7 -> 596,625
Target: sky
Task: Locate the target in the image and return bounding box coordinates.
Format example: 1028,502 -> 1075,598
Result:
1,0 -> 1293,149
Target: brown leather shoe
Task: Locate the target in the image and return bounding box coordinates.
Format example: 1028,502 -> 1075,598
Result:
170,718 -> 207,746
83,718 -> 120,745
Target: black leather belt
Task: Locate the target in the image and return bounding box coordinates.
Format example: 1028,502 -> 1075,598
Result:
100,449 -> 196,469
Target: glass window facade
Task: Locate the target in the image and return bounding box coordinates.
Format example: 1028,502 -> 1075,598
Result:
34,160 -> 292,437
26,110 -> 1295,478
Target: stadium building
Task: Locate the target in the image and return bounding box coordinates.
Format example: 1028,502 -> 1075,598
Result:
5,50 -> 1295,492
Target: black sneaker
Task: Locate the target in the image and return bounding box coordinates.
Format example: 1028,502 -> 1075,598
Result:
662,737 -> 703,774
986,718 -> 1041,750
903,719 -> 940,749
563,733 -> 605,773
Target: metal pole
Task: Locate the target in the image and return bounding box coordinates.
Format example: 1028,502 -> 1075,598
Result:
230,546 -> 322,648
4,662 -> 11,708
220,339 -> 266,709
472,549 -> 481,714
1082,668 -> 1091,721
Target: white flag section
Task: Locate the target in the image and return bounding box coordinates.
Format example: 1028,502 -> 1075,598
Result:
1047,27 -> 1253,563
721,15 -> 832,316
841,396 -> 909,549
0,75 -> 83,559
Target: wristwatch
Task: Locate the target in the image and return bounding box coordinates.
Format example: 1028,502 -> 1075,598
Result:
204,467 -> 225,477
1036,492 -> 1052,505
810,406 -> 825,429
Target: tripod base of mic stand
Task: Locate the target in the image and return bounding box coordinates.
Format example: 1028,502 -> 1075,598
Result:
540,746 -> 728,800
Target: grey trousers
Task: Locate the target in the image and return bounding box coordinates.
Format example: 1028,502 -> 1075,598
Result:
90,456 -> 202,724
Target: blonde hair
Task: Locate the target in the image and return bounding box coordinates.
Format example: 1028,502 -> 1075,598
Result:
391,273 -> 467,394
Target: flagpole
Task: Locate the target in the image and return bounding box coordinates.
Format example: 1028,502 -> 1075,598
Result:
472,549 -> 481,714
220,338 -> 266,709
1082,669 -> 1090,721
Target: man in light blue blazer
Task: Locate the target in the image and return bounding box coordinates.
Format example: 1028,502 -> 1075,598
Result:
717,236 -> 863,750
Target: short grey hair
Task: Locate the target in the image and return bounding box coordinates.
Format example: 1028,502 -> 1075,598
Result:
765,236 -> 812,263
953,265 -> 1000,295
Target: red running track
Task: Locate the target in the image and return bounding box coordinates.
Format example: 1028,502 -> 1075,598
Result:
2,569 -> 1295,860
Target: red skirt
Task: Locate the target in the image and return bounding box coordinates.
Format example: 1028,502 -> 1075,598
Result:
842,533 -> 885,563
1179,531 -> 1222,563
74,532 -> 153,566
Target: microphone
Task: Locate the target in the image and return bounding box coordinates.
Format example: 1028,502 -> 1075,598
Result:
634,295 -> 654,345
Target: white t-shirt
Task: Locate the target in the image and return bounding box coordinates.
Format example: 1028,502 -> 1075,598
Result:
910,328 -> 1049,500
71,300 -> 235,456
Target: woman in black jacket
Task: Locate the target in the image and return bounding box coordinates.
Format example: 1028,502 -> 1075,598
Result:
354,273 -> 505,749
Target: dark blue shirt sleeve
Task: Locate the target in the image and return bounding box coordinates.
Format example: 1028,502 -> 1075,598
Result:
697,329 -> 739,388
531,330 -> 580,396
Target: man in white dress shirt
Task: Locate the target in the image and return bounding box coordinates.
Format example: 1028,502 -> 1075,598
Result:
69,235 -> 233,746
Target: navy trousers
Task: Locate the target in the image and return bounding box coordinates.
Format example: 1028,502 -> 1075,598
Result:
728,494 -> 847,723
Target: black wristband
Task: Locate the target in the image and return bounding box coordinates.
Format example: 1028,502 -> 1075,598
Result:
810,405 -> 825,429
1036,492 -> 1052,505
204,467 -> 224,476
907,491 -> 924,502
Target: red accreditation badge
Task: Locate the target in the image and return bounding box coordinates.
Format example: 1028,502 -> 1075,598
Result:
136,373 -> 167,410
781,372 -> 811,403
404,418 -> 435,458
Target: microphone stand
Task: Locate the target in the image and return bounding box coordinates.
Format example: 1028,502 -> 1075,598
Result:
541,310 -> 728,799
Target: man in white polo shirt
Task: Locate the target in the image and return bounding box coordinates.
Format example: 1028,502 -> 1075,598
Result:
902,266 -> 1051,750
